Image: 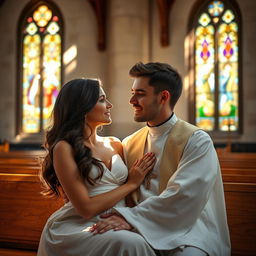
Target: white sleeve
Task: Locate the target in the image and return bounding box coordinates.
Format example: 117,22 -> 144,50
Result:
115,130 -> 219,246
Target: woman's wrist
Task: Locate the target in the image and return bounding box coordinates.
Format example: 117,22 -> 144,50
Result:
124,182 -> 137,192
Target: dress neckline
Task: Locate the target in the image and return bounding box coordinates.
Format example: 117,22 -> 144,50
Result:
95,153 -> 120,172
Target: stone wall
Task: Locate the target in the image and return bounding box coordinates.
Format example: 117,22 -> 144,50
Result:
0,0 -> 255,143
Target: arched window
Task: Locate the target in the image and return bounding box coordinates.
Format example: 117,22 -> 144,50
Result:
188,0 -> 241,135
17,1 -> 63,139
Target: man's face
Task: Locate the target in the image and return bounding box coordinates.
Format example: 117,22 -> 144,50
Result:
129,77 -> 161,123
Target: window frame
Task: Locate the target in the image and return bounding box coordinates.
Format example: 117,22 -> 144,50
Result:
188,0 -> 242,138
16,0 -> 64,142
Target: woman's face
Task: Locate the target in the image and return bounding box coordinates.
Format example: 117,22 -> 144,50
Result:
86,87 -> 113,127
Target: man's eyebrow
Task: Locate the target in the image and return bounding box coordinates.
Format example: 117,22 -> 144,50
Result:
131,89 -> 146,93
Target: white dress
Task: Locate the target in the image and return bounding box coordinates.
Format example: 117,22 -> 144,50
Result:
37,154 -> 156,256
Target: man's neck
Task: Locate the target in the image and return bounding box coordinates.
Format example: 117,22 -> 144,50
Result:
147,112 -> 174,127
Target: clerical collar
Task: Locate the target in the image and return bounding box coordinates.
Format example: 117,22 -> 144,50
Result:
147,112 -> 174,128
147,113 -> 177,136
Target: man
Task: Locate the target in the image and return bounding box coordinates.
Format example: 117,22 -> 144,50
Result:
92,62 -> 231,256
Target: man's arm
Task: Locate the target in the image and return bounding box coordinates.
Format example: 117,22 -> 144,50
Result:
91,131 -> 219,235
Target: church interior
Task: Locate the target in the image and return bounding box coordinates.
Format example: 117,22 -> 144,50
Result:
0,0 -> 255,255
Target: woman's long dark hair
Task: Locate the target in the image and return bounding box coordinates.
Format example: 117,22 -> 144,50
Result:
40,78 -> 104,197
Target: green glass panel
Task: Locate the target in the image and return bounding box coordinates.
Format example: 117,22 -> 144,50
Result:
42,34 -> 61,129
22,34 -> 41,133
218,91 -> 238,131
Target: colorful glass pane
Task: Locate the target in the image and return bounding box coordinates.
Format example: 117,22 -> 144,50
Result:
42,34 -> 61,129
26,22 -> 38,35
194,0 -> 240,132
218,23 -> 238,62
195,25 -> 215,130
47,22 -> 60,35
213,17 -> 219,23
218,20 -> 239,131
22,34 -> 41,133
33,5 -> 52,27
22,4 -> 61,134
208,1 -> 224,17
199,13 -> 211,26
222,9 -> 235,23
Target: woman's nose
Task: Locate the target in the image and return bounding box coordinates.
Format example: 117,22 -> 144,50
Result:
107,100 -> 113,108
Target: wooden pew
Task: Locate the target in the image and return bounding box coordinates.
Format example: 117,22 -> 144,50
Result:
0,151 -> 63,255
0,150 -> 256,255
218,152 -> 256,256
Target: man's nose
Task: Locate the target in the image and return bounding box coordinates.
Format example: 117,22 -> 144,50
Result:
129,95 -> 136,105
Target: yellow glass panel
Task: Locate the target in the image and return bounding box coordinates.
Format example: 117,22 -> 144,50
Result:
42,34 -> 61,129
33,5 -> 52,27
22,34 -> 41,133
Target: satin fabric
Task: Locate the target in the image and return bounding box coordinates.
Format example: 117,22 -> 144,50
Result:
37,154 -> 156,256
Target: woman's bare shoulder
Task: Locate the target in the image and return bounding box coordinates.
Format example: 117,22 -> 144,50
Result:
102,136 -> 123,155
53,140 -> 73,155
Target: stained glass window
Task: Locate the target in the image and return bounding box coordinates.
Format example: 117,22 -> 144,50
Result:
21,3 -> 62,134
194,0 -> 240,132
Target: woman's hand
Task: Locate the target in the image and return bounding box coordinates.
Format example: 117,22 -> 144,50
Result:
126,152 -> 156,188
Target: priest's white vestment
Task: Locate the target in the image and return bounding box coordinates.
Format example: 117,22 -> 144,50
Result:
115,114 -> 231,256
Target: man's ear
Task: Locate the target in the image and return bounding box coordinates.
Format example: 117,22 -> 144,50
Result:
160,90 -> 171,104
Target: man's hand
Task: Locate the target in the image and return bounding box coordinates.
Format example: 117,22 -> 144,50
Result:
89,213 -> 133,234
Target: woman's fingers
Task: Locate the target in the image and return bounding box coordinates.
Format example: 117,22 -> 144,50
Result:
137,153 -> 156,171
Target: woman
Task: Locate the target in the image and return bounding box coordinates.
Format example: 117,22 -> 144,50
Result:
37,78 -> 156,256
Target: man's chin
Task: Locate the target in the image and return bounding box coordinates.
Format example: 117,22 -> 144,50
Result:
134,116 -> 147,122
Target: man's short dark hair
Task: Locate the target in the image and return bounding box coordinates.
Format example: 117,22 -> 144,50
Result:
129,62 -> 182,109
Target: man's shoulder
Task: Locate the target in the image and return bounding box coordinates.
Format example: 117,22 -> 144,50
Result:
122,126 -> 148,145
177,119 -> 209,138
176,119 -> 199,131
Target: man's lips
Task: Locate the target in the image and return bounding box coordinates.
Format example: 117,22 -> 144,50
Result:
133,105 -> 142,111
133,106 -> 143,114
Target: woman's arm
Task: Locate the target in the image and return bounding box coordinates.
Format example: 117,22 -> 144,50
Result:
53,140 -> 155,220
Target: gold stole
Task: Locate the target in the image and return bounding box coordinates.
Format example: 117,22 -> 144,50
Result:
125,120 -> 199,204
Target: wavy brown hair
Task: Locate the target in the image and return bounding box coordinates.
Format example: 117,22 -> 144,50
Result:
40,78 -> 104,197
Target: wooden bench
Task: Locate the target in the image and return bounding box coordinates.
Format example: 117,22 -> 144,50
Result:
218,152 -> 256,256
0,151 -> 63,255
0,151 -> 255,255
